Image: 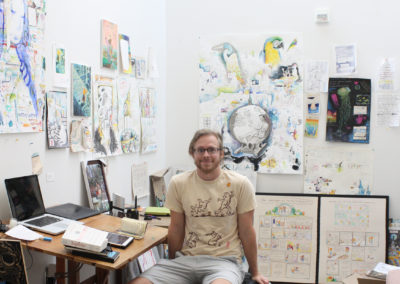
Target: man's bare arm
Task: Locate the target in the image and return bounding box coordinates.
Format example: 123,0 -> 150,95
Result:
167,210 -> 185,259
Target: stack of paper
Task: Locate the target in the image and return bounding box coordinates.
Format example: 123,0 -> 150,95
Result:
62,223 -> 108,252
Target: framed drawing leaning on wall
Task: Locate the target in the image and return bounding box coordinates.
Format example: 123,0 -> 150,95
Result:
81,160 -> 111,213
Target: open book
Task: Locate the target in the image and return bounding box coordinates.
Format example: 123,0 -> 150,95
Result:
62,223 -> 108,252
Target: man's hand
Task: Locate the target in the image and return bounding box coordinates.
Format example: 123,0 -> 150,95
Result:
251,273 -> 270,284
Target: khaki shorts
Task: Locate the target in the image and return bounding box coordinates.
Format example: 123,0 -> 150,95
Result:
140,253 -> 245,284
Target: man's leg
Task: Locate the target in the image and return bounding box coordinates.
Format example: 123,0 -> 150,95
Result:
128,277 -> 152,284
210,279 -> 232,284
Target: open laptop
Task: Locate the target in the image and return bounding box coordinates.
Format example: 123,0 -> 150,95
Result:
4,175 -> 78,235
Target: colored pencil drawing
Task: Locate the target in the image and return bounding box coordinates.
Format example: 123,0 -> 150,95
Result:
101,19 -> 118,70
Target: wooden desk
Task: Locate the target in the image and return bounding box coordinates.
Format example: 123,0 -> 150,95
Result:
12,214 -> 168,283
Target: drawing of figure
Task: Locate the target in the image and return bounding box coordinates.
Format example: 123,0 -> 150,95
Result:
190,198 -> 211,217
206,231 -> 222,247
215,191 -> 235,217
185,232 -> 199,248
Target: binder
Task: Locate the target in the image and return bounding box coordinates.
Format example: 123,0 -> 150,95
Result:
145,207 -> 170,216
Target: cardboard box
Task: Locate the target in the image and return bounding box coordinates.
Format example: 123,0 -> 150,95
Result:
343,273 -> 385,284
149,168 -> 172,207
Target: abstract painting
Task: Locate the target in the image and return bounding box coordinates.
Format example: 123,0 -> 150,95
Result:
101,19 -> 118,70
119,34 -> 132,74
0,0 -> 46,133
0,239 -> 27,284
71,63 -> 91,117
326,78 -> 371,143
93,75 -> 121,156
117,77 -> 140,153
199,34 -> 303,174
46,91 -> 69,148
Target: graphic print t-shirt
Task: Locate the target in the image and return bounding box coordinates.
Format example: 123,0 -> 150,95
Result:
165,169 -> 256,260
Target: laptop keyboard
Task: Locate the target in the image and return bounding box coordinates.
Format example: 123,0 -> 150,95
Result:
25,216 -> 62,227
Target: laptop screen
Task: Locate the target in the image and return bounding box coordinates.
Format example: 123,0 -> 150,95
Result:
4,175 -> 46,221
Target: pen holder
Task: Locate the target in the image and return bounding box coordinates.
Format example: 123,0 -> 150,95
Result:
126,209 -> 139,220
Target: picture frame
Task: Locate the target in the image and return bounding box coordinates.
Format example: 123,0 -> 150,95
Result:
81,160 -> 111,213
0,239 -> 28,284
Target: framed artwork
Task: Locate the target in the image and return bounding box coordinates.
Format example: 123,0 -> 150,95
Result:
46,90 -> 69,148
101,19 -> 118,70
0,239 -> 28,284
119,34 -> 132,74
255,193 -> 319,283
318,195 -> 388,283
81,160 -> 111,213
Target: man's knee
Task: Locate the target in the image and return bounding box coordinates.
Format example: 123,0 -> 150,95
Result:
210,279 -> 232,284
128,276 -> 153,284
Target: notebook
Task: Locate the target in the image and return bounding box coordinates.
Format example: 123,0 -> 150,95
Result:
4,175 -> 78,235
46,203 -> 100,220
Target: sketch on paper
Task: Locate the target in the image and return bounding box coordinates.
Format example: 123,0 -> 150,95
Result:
101,19 -> 118,70
319,196 -> 387,283
93,75 -> 121,156
304,147 -> 373,195
70,119 -> 93,152
326,78 -> 371,143
135,57 -> 146,79
304,60 -> 328,93
199,34 -> 303,174
139,87 -> 157,153
71,63 -> 91,117
255,194 -> 318,283
117,77 -> 140,153
0,0 -> 46,133
46,91 -> 69,148
334,44 -> 357,75
304,94 -> 320,138
119,34 -> 132,74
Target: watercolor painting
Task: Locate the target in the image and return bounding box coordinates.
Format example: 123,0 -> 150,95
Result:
46,91 -> 69,148
199,34 -> 303,174
101,19 -> 118,70
71,63 -> 91,117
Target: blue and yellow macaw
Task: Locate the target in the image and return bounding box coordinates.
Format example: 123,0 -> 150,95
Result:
260,36 -> 284,67
212,42 -> 245,86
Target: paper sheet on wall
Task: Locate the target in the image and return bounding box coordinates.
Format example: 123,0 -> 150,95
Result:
376,93 -> 400,127
304,93 -> 320,138
334,44 -> 357,75
304,60 -> 328,93
131,162 -> 149,198
304,147 -> 373,195
377,58 -> 396,91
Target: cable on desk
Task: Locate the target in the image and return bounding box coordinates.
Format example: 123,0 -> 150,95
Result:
24,241 -> 34,270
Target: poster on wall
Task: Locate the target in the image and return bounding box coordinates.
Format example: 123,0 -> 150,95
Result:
117,77 -> 140,153
199,34 -> 303,174
119,34 -> 132,74
52,44 -> 68,88
46,91 -> 69,148
0,0 -> 46,133
318,196 -> 388,283
255,193 -> 319,283
71,63 -> 92,117
93,75 -> 121,156
139,87 -> 157,153
326,78 -> 371,143
304,147 -> 374,195
101,19 -> 118,70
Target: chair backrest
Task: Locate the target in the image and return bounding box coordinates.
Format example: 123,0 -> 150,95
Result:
0,239 -> 28,284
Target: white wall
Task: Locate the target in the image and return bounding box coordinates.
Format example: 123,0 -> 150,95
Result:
165,0 -> 400,218
0,0 -> 166,283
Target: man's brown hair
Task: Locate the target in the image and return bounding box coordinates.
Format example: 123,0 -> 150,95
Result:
188,129 -> 223,155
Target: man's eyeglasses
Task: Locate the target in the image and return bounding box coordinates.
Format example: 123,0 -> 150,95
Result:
193,147 -> 221,155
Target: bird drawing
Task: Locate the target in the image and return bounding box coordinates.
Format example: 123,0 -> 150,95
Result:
260,36 -> 284,67
212,42 -> 246,86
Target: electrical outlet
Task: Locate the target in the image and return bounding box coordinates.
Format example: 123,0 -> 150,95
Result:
46,172 -> 55,182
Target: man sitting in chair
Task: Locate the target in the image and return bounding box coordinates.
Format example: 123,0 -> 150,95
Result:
130,129 -> 269,284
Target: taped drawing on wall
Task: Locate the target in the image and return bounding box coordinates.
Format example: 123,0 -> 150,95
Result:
93,75 -> 121,156
119,34 -> 132,74
71,63 -> 91,117
117,77 -> 140,153
70,119 -> 93,153
52,43 -> 68,88
139,87 -> 157,153
0,0 -> 46,133
199,34 -> 303,174
46,90 -> 69,148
